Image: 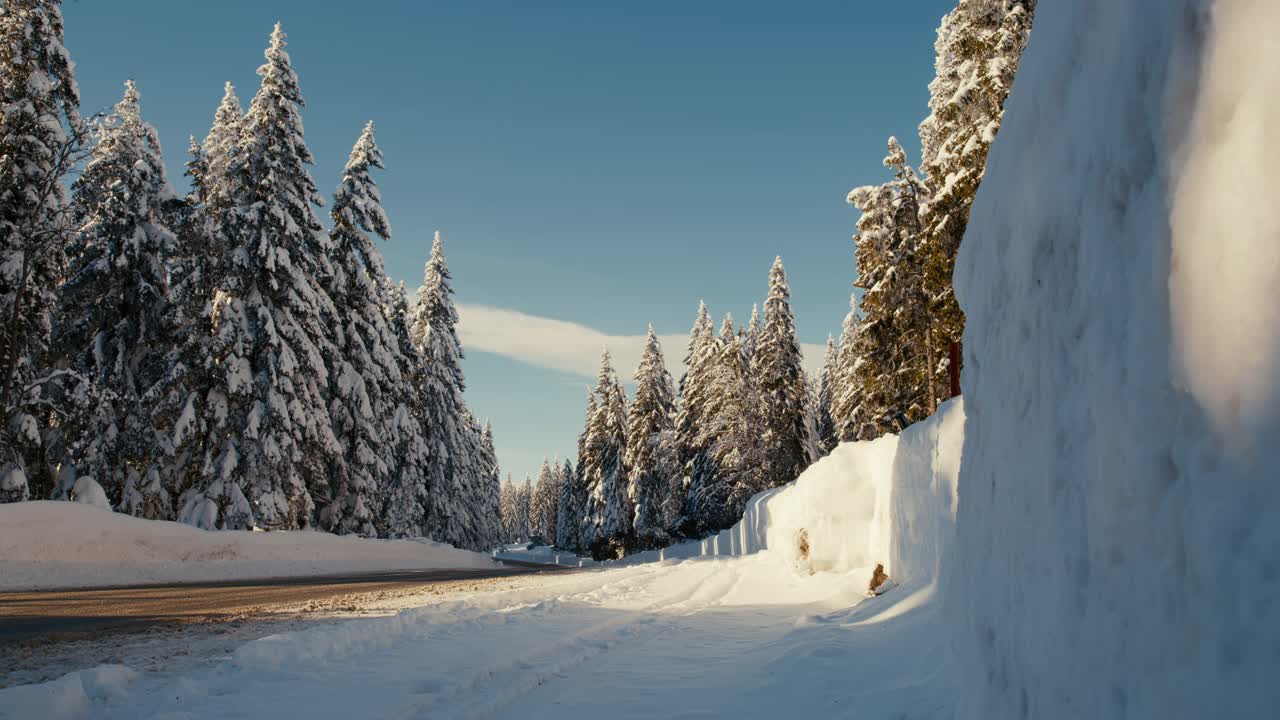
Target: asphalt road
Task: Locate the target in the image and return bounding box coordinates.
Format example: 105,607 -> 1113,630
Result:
0,564 -> 563,645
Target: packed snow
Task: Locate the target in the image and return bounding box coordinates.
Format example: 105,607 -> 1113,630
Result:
949,0 -> 1280,716
0,502 -> 495,592
0,400 -> 965,719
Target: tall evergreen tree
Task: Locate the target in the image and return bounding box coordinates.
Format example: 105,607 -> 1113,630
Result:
149,83 -> 246,519
459,409 -> 500,549
684,315 -> 764,533
918,0 -> 1035,395
678,300 -> 711,398
566,389 -> 595,552
625,326 -> 677,549
583,349 -> 629,558
201,81 -> 244,214
675,303 -> 719,536
847,138 -> 929,439
53,81 -> 177,516
499,476 -> 517,543
556,457 -> 580,550
830,294 -> 869,442
412,231 -> 480,549
479,420 -> 502,546
0,0 -> 83,502
178,24 -> 339,530
815,334 -> 839,454
754,257 -> 814,486
379,278 -> 431,538
530,458 -> 560,544
320,122 -> 400,537
513,478 -> 532,542
740,303 -> 761,365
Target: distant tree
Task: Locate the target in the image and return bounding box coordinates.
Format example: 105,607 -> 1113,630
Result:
479,420 -> 502,546
815,334 -> 839,454
379,280 -> 431,538
678,300 -> 712,399
830,294 -> 868,442
625,326 -> 678,549
556,457 -> 581,550
514,479 -> 532,542
530,459 -> 560,545
583,349 -> 629,558
566,389 -> 596,552
53,81 -> 177,516
739,303 -> 761,366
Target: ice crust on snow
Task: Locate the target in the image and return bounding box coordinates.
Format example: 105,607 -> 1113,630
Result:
0,502 -> 495,591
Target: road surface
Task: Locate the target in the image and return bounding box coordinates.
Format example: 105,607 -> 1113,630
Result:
0,564 -> 565,645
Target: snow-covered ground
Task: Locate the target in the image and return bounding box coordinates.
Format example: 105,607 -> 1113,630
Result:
0,402 -> 964,720
0,502 -> 495,592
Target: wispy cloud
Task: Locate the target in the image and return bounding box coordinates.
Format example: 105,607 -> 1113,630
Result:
456,303 -> 825,381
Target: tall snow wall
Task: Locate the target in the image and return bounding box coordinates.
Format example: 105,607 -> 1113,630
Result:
951,1 -> 1280,717
642,399 -> 963,587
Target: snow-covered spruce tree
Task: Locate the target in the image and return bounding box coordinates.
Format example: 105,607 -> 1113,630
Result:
318,122 -> 403,537
178,24 -> 340,530
917,0 -> 1035,394
830,293 -> 870,442
459,409 -> 501,549
200,82 -> 244,214
674,304 -> 719,536
846,138 -> 929,438
625,326 -> 677,550
678,300 -> 711,399
498,476 -> 517,543
754,257 -> 816,487
685,315 -> 764,534
555,458 -> 578,549
815,334 -> 838,454
0,0 -> 84,503
378,279 -> 431,538
567,389 -> 595,551
52,81 -> 177,516
739,303 -> 761,366
583,349 -> 630,559
479,420 -> 502,545
411,231 -> 482,549
513,479 -> 532,542
530,459 -> 559,545
148,82 -> 246,510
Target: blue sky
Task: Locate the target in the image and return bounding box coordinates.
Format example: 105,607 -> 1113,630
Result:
63,0 -> 954,484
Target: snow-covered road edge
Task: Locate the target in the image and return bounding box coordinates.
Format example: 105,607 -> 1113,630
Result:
0,502 -> 496,592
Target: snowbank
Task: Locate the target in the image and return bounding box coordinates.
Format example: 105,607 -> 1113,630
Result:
0,502 -> 495,591
498,406 -> 953,584
950,1 -> 1280,716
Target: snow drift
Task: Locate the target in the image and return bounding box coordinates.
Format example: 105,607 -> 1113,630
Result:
0,502 -> 495,591
950,0 -> 1280,717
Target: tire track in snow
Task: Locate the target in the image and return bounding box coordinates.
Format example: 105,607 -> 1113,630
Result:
392,559 -> 743,720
